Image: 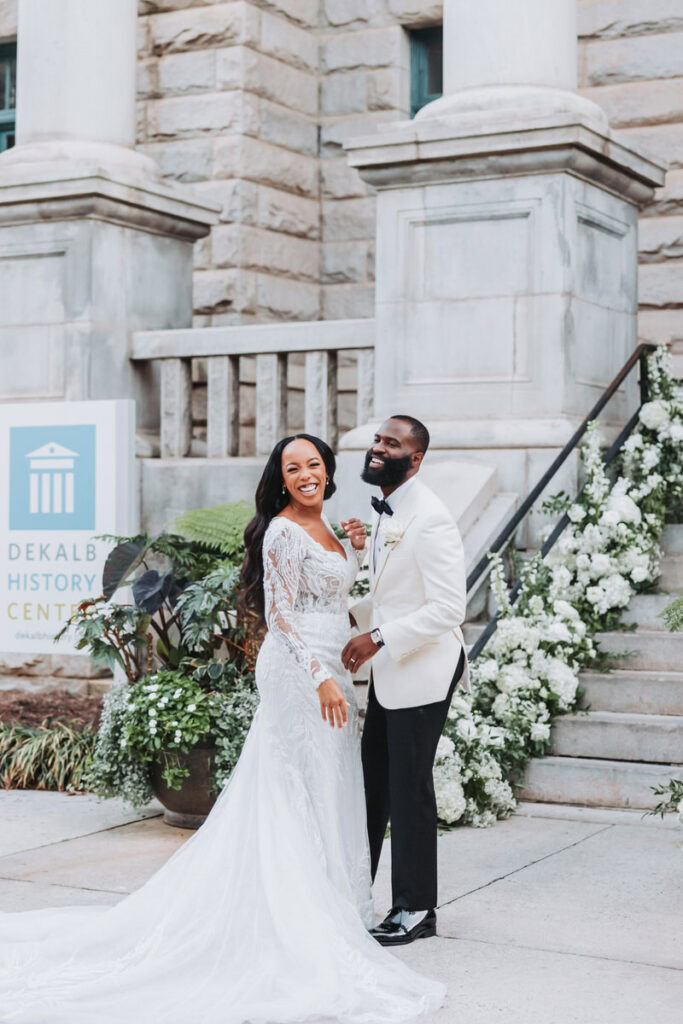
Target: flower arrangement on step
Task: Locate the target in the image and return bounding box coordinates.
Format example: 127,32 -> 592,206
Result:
437,347 -> 683,827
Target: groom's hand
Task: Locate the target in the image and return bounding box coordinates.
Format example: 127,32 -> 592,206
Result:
342,633 -> 379,673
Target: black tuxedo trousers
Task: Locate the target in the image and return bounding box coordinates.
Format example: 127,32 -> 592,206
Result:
361,648 -> 465,911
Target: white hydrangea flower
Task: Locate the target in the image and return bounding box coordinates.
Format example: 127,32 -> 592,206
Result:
530,722 -> 551,742
568,504 -> 586,523
435,734 -> 455,761
639,399 -> 670,432
456,718 -> 478,743
477,659 -> 499,683
498,664 -> 529,694
546,659 -> 578,707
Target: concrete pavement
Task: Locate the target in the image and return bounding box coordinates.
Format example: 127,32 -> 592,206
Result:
0,791 -> 680,1023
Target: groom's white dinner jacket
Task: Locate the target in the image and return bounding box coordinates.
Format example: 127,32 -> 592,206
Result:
350,476 -> 469,710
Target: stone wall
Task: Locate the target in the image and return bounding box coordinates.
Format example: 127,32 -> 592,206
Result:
0,0 -> 16,42
137,0 -> 321,327
577,0 -> 683,370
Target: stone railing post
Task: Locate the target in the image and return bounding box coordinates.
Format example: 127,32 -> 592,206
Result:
161,359 -> 192,458
255,354 -> 288,456
305,350 -> 338,450
207,355 -> 240,458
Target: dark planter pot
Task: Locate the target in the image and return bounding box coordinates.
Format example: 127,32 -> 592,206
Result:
149,742 -> 217,829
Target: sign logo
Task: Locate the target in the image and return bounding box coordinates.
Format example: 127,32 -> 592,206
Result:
9,425 -> 96,531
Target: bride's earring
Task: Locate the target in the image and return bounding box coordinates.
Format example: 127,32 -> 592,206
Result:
282,486 -> 287,495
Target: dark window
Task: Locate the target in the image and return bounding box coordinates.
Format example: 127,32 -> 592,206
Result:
410,26 -> 443,118
0,41 -> 17,153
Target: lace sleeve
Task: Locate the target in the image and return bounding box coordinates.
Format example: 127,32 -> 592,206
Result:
263,521 -> 331,689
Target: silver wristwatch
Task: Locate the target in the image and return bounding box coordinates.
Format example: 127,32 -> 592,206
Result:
370,627 -> 385,648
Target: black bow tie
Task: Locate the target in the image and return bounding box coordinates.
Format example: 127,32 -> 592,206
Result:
371,496 -> 393,517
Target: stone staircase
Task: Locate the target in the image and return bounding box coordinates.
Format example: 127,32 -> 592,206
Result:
519,524 -> 683,810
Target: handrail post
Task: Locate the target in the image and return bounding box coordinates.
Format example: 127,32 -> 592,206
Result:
639,348 -> 651,406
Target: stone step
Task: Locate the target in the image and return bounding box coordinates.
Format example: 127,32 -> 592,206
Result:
597,629 -> 683,672
661,524 -> 683,555
657,555 -> 683,593
580,670 -> 683,715
518,755 -> 679,810
622,593 -> 676,630
550,710 -> 683,763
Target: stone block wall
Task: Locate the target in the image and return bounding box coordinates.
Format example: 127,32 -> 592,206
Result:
137,0 -> 321,326
576,0 -> 683,372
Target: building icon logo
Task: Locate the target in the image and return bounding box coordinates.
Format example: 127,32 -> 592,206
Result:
10,425 -> 96,531
26,442 -> 79,516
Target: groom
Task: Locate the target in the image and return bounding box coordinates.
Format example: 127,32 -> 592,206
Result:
342,415 -> 468,946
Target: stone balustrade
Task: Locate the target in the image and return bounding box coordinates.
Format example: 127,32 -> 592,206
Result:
131,319 -> 375,458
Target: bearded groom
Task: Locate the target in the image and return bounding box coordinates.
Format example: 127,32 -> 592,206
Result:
342,415 -> 468,946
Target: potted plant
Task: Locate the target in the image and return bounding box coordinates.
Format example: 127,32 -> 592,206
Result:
58,503 -> 260,828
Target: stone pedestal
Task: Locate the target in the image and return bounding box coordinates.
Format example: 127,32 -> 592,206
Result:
341,0 -> 666,518
0,0 -> 217,429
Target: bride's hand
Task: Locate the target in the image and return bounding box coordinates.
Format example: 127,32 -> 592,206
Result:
317,678 -> 348,729
340,518 -> 366,551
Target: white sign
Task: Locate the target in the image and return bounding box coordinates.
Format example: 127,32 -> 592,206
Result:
0,400 -> 137,654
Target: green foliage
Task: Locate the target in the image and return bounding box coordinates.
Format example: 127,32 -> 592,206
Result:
660,596 -> 683,632
171,502 -> 254,561
82,684 -> 153,807
540,490 -> 572,516
0,722 -> 95,791
645,778 -> 683,819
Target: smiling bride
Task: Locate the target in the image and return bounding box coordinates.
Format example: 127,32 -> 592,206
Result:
0,432 -> 445,1024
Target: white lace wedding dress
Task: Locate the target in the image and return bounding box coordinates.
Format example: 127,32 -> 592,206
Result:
0,516 -> 446,1024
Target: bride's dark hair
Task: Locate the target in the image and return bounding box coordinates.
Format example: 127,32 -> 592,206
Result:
240,433 -> 337,627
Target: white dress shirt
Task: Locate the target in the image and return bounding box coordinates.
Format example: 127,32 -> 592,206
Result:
372,475 -> 417,571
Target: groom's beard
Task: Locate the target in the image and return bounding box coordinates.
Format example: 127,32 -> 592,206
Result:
361,450 -> 412,488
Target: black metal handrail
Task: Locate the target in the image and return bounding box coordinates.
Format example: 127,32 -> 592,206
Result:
467,342 -> 656,662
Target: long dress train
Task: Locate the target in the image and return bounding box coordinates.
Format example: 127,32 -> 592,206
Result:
0,516 -> 446,1024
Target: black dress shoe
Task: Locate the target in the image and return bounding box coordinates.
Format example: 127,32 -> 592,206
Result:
370,908 -> 437,946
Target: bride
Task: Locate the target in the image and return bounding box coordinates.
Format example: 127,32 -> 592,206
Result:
0,433 -> 446,1024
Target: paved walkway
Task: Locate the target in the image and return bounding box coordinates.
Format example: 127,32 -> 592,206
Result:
0,791 -> 681,1023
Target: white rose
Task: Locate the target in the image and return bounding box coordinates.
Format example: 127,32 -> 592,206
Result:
187,703 -> 197,712
631,566 -> 649,583
382,519 -> 407,547
568,504 -> 586,523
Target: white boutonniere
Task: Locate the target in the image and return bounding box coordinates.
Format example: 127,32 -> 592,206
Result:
382,519 -> 407,548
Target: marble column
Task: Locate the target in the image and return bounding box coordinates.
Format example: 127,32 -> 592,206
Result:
0,0 -> 216,427
443,0 -> 577,96
341,0 -> 666,534
16,0 -> 137,149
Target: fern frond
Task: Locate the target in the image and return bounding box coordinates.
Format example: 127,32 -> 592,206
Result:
170,501 -> 254,560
